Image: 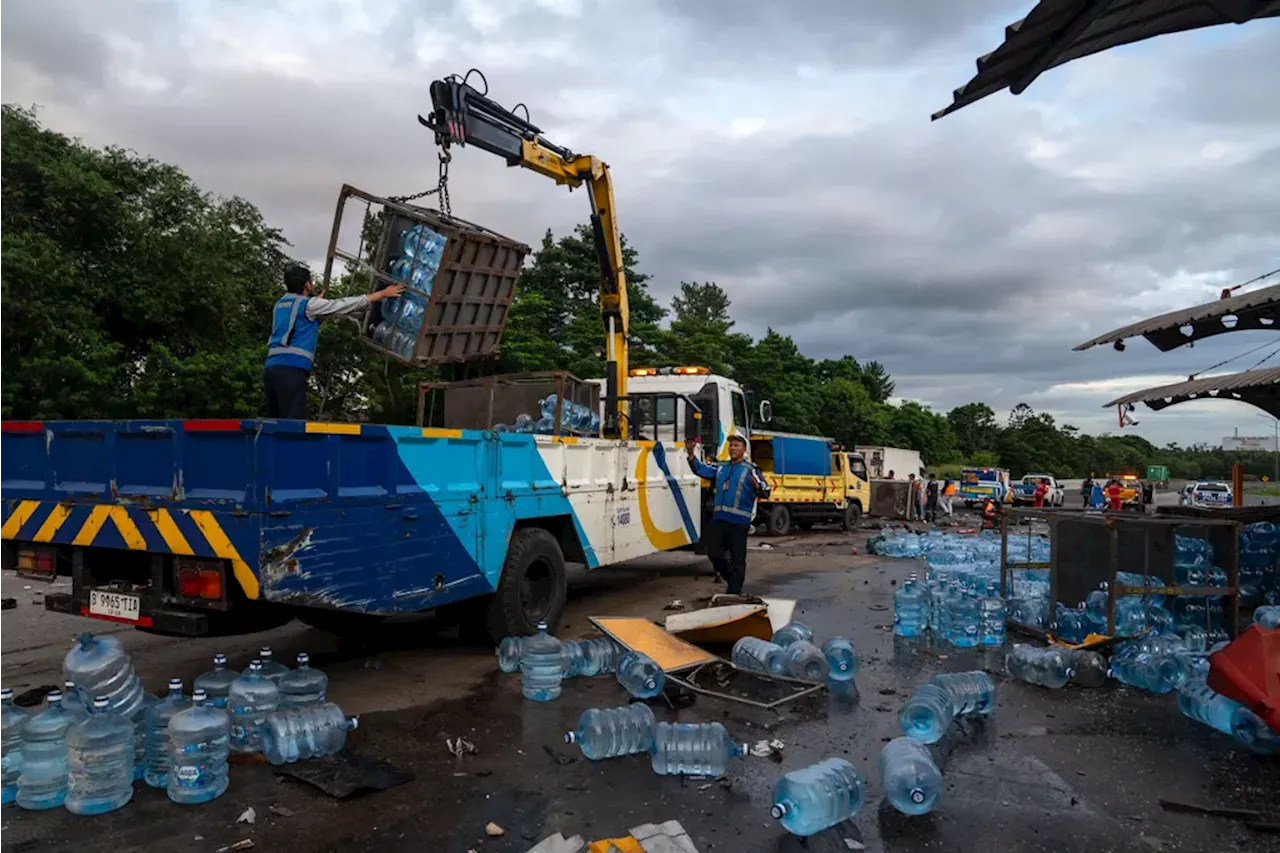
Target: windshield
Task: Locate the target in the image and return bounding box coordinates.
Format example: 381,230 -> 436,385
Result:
1022,475 -> 1049,485
962,469 -> 998,484
1195,483 -> 1229,492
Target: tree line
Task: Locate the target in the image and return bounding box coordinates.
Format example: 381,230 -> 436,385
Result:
0,105 -> 1254,482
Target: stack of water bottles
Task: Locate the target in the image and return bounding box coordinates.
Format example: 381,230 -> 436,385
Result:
494,394 -> 601,436
0,638 -> 354,816
497,623 -> 665,703
1238,521 -> 1280,606
370,223 -> 448,361
562,703 -> 749,779
731,620 -> 859,685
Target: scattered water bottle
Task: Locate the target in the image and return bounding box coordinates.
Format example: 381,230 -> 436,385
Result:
618,651 -> 665,699
256,647 -> 290,684
1083,588 -> 1110,626
565,704 -> 656,760
1064,649 -> 1109,688
65,697 -> 134,815
16,690 -> 75,810
497,636 -> 523,673
771,757 -> 866,836
1050,605 -> 1090,645
279,653 -> 328,709
979,583 -> 1006,645
194,654 -> 239,709
947,592 -> 980,648
576,638 -> 623,676
1255,605 -> 1280,629
133,691 -> 158,782
167,689 -> 230,805
899,683 -> 956,744
650,722 -> 746,777
228,660 -> 280,753
261,703 -> 357,765
931,671 -> 996,716
1109,649 -> 1183,694
1,688 -> 29,805
62,633 -> 147,721
560,640 -> 586,679
780,641 -> 830,682
61,683 -> 90,720
880,737 -> 943,815
732,637 -> 787,676
821,637 -> 859,681
771,621 -> 814,648
520,622 -> 564,702
893,575 -> 927,637
1006,644 -> 1073,689
1230,706 -> 1280,755
143,679 -> 191,789
1176,678 -> 1239,736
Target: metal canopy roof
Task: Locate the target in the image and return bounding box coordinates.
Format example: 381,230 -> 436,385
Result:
1104,366 -> 1280,417
1074,283 -> 1280,351
933,0 -> 1280,120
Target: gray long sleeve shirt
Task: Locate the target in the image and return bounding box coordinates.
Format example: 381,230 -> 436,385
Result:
303,294 -> 371,321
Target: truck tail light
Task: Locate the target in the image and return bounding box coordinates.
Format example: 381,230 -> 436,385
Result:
174,558 -> 224,601
16,546 -> 56,579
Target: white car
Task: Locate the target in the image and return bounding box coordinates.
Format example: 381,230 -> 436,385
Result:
1190,481 -> 1233,508
1011,474 -> 1065,507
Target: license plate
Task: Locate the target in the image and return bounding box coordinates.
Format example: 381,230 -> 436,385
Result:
89,590 -> 141,622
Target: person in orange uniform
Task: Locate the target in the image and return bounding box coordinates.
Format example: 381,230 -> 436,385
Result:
1032,478 -> 1049,508
981,496 -> 1000,529
1105,479 -> 1124,511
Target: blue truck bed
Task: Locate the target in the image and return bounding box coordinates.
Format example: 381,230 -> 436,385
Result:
1,418 -> 598,633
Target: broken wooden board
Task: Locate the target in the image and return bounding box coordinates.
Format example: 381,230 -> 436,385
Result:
590,617 -> 718,672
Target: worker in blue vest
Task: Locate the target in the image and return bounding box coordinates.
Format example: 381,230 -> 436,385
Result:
687,431 -> 770,595
264,264 -> 404,419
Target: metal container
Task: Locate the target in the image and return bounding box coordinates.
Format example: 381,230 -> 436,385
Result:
320,184 -> 531,366
416,371 -> 600,436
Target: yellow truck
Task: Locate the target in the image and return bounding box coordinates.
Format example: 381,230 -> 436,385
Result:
749,431 -> 871,535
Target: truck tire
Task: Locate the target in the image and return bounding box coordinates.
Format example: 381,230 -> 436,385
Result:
765,504 -> 791,537
842,503 -> 863,531
488,527 -> 567,642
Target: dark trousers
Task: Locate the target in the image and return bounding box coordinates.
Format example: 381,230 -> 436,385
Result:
264,366 -> 309,419
706,519 -> 749,595
925,495 -> 939,521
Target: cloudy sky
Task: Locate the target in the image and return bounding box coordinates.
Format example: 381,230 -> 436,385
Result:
4,0 -> 1278,446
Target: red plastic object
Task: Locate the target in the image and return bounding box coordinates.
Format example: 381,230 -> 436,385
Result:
1207,625 -> 1280,734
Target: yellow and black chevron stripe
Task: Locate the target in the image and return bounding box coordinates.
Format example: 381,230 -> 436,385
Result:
1,500 -> 259,599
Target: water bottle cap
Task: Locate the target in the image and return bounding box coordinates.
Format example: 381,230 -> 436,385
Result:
77,632 -> 95,650
93,697 -> 109,709
214,653 -> 227,665
168,678 -> 183,690
347,717 -> 360,730
259,647 -> 273,659
770,802 -> 789,819
64,680 -> 76,689
47,690 -> 63,703
297,652 -> 310,665
910,788 -> 927,804
249,660 -> 263,670
0,688 -> 10,699
536,621 -> 549,632
192,689 -> 208,702
564,731 -> 577,744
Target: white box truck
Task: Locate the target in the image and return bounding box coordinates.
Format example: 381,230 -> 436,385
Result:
855,446 -> 924,481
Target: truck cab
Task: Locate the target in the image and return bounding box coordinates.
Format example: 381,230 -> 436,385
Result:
622,366 -> 753,459
959,467 -> 1011,507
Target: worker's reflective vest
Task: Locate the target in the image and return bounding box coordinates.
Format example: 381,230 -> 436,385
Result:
689,457 -> 769,526
265,294 -> 319,370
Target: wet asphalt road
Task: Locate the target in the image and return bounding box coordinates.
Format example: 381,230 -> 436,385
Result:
2,529 -> 1278,853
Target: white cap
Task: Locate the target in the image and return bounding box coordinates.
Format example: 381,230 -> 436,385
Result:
93,697 -> 109,709
192,688 -> 208,702
296,652 -> 310,665
47,690 -> 63,703
0,688 -> 10,699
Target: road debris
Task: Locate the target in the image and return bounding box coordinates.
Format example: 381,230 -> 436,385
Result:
523,833 -> 586,853
237,806 -> 256,825
268,805 -> 295,818
447,736 -> 477,758
1157,798 -> 1262,821
843,840 -> 866,851
749,739 -> 785,759
215,841 -> 254,853
663,599 -> 685,610
485,822 -> 506,837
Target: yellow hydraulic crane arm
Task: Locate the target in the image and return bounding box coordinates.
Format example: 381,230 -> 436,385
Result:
420,71 -> 630,437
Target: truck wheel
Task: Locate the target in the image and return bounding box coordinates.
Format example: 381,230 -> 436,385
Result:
842,503 -> 863,531
488,527 -> 567,642
765,504 -> 791,537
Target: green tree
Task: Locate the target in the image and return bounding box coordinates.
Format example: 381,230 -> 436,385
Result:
667,282 -> 734,374
858,360 -> 895,403
948,402 -> 999,457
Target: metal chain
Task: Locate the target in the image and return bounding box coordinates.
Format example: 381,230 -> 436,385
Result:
388,151 -> 452,216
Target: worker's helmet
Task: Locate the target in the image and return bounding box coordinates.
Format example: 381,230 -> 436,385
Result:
727,430 -> 747,447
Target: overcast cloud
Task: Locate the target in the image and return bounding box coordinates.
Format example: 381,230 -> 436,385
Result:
4,0 -> 1278,445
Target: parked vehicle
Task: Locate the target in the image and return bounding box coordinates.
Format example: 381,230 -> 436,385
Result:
1011,474 -> 1065,507
1190,481 -> 1233,508
1146,465 -> 1170,488
959,467 -> 1011,507
751,433 -> 870,535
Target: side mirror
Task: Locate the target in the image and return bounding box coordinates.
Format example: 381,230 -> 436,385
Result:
759,400 -> 773,423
